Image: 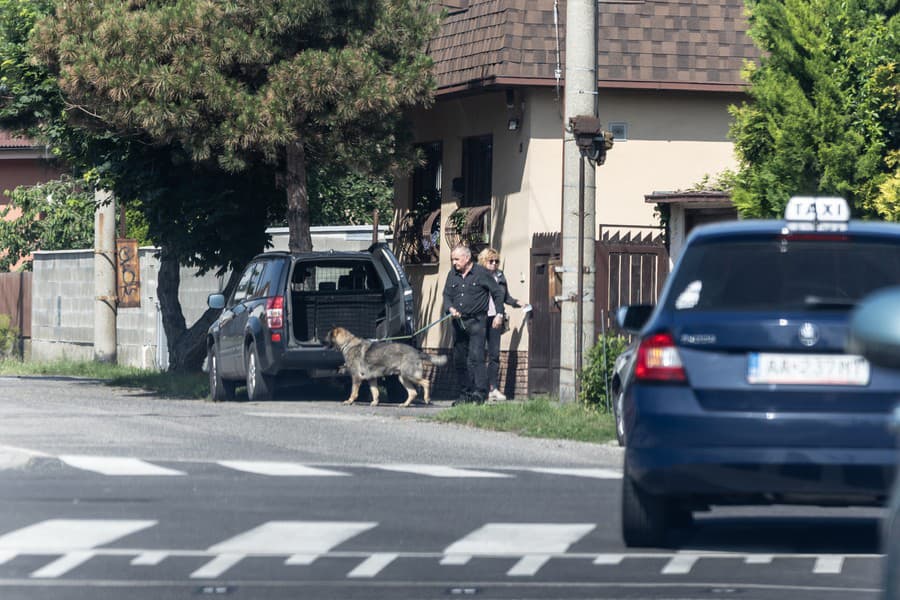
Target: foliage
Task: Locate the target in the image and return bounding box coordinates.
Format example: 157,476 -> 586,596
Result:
0,177 -> 93,270
729,0 -> 900,219
30,0 -> 440,251
307,165 -> 394,226
0,313 -> 18,358
430,396 -> 617,444
580,333 -> 630,410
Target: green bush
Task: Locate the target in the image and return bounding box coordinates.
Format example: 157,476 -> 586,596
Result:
0,314 -> 19,359
580,333 -> 629,411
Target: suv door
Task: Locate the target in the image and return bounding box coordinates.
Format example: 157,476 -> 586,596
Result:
368,243 -> 415,340
218,261 -> 264,376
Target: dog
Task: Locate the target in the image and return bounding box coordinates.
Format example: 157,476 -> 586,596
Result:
324,326 -> 448,407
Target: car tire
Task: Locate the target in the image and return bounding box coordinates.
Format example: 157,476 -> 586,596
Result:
208,345 -> 236,402
621,463 -> 688,548
612,379 -> 626,447
246,341 -> 275,401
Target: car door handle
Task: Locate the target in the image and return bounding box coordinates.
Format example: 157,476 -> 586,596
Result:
220,311 -> 234,325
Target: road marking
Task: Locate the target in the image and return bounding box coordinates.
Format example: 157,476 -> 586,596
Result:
60,456 -> 185,476
508,554 -> 551,576
593,554 -> 625,565
131,551 -> 168,566
192,521 -> 378,578
190,553 -> 244,579
440,554 -> 472,565
443,523 -> 595,575
31,551 -> 94,578
371,465 -> 512,478
529,468 -> 622,479
0,551 -> 15,564
0,519 -> 156,553
745,554 -> 774,564
217,461 -> 348,477
347,553 -> 398,578
813,556 -> 845,574
662,554 -> 699,574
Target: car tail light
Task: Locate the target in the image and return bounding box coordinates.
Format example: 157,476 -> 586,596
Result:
266,296 -> 284,335
634,332 -> 686,382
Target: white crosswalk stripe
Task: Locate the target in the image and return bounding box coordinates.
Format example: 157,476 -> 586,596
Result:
528,468 -> 622,479
217,461 -> 348,477
370,464 -> 512,478
59,455 -> 185,476
443,523 -> 595,576
193,521 -> 377,578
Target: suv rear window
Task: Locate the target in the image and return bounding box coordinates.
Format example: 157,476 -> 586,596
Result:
291,261 -> 383,293
665,237 -> 900,311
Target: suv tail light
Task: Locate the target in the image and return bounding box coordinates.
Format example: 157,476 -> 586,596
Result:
634,332 -> 686,382
266,296 -> 284,341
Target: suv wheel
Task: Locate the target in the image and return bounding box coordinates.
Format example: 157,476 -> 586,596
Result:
246,341 -> 274,401
621,463 -> 689,547
208,345 -> 236,402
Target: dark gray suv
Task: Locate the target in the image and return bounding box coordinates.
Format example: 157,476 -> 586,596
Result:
206,243 -> 415,401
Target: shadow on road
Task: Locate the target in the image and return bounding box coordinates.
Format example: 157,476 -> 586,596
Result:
675,513 -> 882,554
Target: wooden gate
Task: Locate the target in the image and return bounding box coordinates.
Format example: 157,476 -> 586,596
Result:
528,233 -> 561,396
0,271 -> 32,343
528,228 -> 668,394
595,228 -> 669,334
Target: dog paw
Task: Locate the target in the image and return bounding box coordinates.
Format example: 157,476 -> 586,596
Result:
369,400 -> 379,406
342,399 -> 355,405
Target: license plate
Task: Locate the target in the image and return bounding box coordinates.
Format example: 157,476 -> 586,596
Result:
747,353 -> 870,386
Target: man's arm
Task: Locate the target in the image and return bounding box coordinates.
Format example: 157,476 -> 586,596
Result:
442,271 -> 456,315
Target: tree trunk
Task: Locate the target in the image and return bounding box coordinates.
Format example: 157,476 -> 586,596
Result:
285,138 -> 313,253
157,248 -> 242,372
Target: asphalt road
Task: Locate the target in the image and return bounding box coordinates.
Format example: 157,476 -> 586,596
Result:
0,376 -> 887,599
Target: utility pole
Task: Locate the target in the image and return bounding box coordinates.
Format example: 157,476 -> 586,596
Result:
94,189 -> 117,363
559,0 -> 597,402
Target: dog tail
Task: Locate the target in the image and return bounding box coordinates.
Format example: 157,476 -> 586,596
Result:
424,353 -> 448,366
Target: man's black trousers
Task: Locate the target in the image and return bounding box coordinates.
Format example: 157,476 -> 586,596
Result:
452,315 -> 488,397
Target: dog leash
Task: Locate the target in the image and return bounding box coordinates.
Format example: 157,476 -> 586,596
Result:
370,313 -> 456,342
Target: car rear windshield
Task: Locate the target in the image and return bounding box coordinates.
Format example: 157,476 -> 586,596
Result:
665,236 -> 900,311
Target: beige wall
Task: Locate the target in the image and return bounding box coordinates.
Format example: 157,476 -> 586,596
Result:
399,86 -> 744,351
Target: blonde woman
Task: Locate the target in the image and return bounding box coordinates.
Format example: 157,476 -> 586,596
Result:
477,247 -> 529,401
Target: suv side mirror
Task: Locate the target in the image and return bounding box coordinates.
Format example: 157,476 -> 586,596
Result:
207,293 -> 226,310
616,304 -> 654,334
848,287 -> 900,370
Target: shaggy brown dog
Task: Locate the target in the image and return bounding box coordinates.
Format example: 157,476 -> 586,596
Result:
324,326 -> 448,407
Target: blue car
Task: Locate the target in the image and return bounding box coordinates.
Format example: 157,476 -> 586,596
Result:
617,197 -> 900,547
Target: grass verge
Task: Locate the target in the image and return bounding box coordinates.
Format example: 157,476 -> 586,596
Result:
428,396 -> 616,444
0,358 -> 208,399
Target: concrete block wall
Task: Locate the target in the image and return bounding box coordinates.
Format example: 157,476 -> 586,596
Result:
31,248 -> 226,369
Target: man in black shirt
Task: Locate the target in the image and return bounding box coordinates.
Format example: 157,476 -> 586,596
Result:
443,245 -> 505,403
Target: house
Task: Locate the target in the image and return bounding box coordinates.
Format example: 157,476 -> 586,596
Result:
393,0 -> 757,397
0,131 -> 61,210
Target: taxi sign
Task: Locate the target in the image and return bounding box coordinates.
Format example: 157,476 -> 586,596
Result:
784,196 -> 850,232
785,196 -> 850,222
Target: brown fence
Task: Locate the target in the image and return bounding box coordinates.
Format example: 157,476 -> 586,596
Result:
0,271 -> 31,339
595,228 -> 668,334
528,229 -> 668,394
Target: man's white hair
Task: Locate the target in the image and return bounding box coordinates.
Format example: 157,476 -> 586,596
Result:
451,244 -> 472,259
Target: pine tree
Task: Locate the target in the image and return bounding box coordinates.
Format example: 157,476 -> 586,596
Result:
30,0 -> 438,251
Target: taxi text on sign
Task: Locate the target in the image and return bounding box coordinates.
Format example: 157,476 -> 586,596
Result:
116,238 -> 141,308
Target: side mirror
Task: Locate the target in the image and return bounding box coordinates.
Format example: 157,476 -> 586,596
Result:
616,304 -> 654,334
847,287 -> 900,370
207,293 -> 226,310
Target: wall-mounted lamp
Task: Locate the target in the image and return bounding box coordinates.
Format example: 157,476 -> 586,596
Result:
507,118 -> 520,131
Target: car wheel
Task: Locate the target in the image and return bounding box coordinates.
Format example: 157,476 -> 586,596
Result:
621,463 -> 689,547
613,380 -> 626,447
246,341 -> 274,401
208,345 -> 236,402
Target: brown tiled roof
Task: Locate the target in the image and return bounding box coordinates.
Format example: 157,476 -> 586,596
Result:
430,0 -> 759,94
0,130 -> 38,149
